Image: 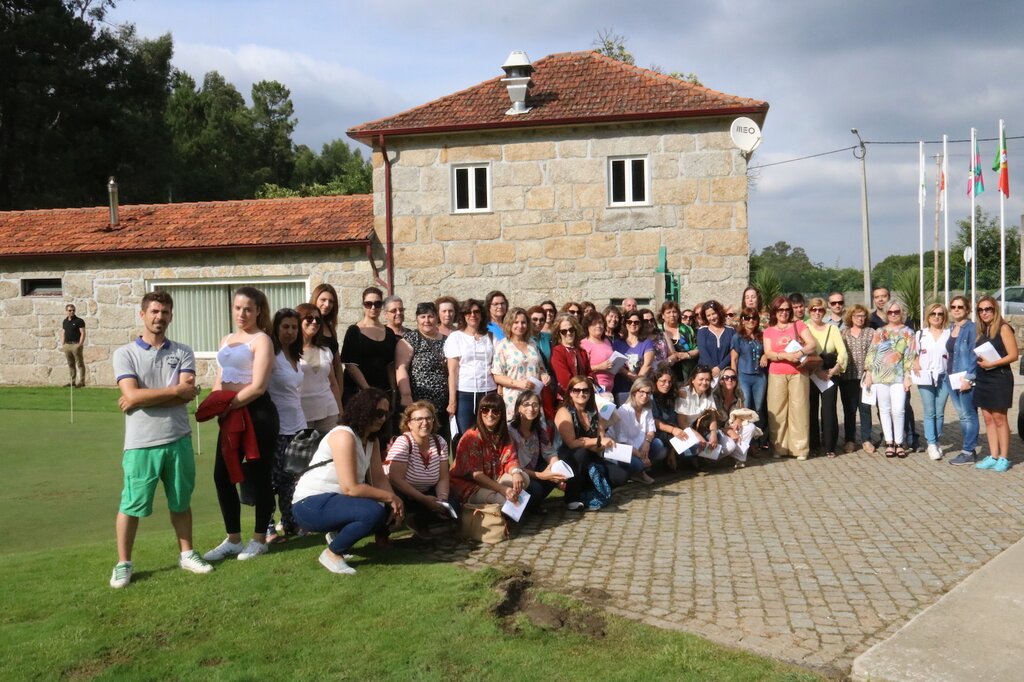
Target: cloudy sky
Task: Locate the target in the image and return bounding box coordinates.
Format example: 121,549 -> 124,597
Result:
109,0 -> 1023,269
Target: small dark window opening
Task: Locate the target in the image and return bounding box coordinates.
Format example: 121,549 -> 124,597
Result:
21,278 -> 63,296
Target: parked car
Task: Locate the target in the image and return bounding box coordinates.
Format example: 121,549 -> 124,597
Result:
992,286 -> 1024,314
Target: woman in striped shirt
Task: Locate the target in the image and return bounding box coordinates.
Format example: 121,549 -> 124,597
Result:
385,401 -> 452,537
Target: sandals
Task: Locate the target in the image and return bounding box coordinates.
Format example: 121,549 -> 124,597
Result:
896,444 -> 908,458
884,443 -> 896,458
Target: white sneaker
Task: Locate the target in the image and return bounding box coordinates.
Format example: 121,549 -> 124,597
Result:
179,550 -> 214,574
318,549 -> 357,575
927,444 -> 942,461
203,538 -> 244,561
324,531 -> 354,559
109,561 -> 133,589
237,539 -> 268,561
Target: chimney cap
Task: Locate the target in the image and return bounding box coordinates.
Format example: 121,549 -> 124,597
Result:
501,50 -> 533,76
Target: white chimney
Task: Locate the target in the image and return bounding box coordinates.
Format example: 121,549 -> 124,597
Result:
501,51 -> 533,115
107,176 -> 119,227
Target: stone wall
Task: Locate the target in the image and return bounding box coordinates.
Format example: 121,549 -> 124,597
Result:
370,118 -> 751,309
0,246 -> 372,386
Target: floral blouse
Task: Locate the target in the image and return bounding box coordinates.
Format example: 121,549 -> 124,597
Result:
491,338 -> 545,418
449,428 -> 518,502
864,326 -> 917,384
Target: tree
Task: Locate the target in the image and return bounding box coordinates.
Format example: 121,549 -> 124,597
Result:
950,206 -> 1019,293
592,29 -> 634,65
251,80 -> 296,187
749,241 -> 865,296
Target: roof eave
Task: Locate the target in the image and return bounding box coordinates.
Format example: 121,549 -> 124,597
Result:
347,104 -> 770,143
0,237 -> 372,262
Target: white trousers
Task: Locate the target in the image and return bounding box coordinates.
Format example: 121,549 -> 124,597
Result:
874,383 -> 906,445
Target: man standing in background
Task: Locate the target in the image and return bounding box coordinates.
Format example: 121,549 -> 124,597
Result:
61,303 -> 86,387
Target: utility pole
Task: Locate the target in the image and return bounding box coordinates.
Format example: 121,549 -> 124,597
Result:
852,129 -> 871,304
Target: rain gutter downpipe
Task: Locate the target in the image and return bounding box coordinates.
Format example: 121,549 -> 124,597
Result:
379,133 -> 395,293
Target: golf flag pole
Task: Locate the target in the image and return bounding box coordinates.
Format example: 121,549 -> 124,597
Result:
943,135 -> 949,307
919,140 -> 925,319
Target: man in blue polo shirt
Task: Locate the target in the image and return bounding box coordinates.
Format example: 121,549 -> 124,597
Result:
109,291 -> 208,588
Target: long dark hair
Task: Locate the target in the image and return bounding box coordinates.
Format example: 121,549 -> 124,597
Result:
460,298 -> 489,332
650,366 -> 676,412
271,308 -> 303,360
737,306 -> 763,341
562,375 -> 597,412
296,303 -> 328,349
474,393 -> 510,447
233,286 -> 272,335
310,283 -> 339,335
509,390 -> 542,436
341,388 -> 389,439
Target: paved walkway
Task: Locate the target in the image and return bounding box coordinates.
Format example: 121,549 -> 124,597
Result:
453,382 -> 1024,677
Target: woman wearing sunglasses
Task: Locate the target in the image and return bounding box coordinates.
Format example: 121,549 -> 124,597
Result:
730,306 -> 767,448
449,395 -> 523,506
972,295 -> 1019,472
763,295 -> 818,459
806,297 -> 847,458
341,287 -> 398,411
291,388 -> 403,574
551,313 -> 592,402
863,302 -> 917,458
913,303 -> 951,461
296,303 -> 343,434
555,375 -> 616,510
945,296 -> 981,465
612,310 -> 655,402
444,299 -> 497,437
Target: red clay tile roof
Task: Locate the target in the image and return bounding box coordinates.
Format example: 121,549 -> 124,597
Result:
0,195 -> 374,259
349,50 -> 768,139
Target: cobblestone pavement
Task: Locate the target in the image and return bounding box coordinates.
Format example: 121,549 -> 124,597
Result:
454,385 -> 1024,676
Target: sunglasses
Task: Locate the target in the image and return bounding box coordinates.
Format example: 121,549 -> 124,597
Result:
625,320 -> 641,326
680,315 -> 693,320
303,316 -> 322,324
725,312 -> 736,318
722,375 -> 738,381
464,309 -> 481,316
741,315 -> 756,322
569,387 -> 591,395
480,406 -> 502,416
810,307 -> 825,313
887,310 -> 901,316
950,304 -> 966,310
929,311 -> 945,317
829,300 -> 844,306
371,408 -> 389,420
363,300 -> 384,310
568,308 -> 580,314
978,306 -> 995,313
559,328 -> 576,336
531,317 -> 545,324
776,307 -> 792,312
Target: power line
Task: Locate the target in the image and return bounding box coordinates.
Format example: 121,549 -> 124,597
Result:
866,134 -> 1023,145
748,146 -> 855,170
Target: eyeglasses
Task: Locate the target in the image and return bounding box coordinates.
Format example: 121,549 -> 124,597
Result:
491,301 -> 507,308
829,300 -> 844,306
741,315 -> 756,321
680,315 -> 693,321
635,389 -> 652,396
363,300 -> 384,310
480,406 -> 502,416
721,375 -> 738,381
303,316 -> 322,324
520,402 -> 540,410
387,307 -> 405,315
810,307 -> 825,313
530,317 -> 545,324
725,312 -> 736,319
929,311 -> 945,317
950,304 -> 966,310
569,387 -> 591,395
371,408 -> 390,420
408,415 -> 435,424
978,306 -> 995,313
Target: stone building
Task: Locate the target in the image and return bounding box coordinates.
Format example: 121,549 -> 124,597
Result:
348,50 -> 768,306
0,196 -> 375,386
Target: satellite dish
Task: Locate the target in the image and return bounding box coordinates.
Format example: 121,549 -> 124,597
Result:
963,247 -> 973,264
730,117 -> 762,153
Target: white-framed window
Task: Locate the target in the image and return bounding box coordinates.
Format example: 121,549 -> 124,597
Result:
608,156 -> 649,206
451,163 -> 491,213
149,277 -> 308,356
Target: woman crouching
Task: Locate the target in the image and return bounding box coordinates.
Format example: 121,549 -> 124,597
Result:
290,388 -> 403,574
385,401 -> 453,537
449,394 -> 524,507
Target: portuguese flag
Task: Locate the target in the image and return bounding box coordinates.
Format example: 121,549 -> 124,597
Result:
992,127 -> 1009,198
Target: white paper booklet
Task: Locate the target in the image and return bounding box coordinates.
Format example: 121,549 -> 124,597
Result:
810,374 -> 834,393
861,383 -> 876,405
948,371 -> 967,391
607,351 -> 630,375
603,442 -> 634,463
670,428 -> 701,454
698,443 -> 724,460
501,491 -> 530,522
550,460 -> 574,479
974,342 -> 1001,363
910,370 -> 935,386
784,339 -> 803,354
449,415 -> 460,438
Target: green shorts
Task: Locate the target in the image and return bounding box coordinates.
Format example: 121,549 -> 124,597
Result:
119,436 -> 195,517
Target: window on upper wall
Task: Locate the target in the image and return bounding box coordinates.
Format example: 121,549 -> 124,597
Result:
451,164 -> 491,213
21,278 -> 63,296
608,156 -> 649,206
149,279 -> 307,356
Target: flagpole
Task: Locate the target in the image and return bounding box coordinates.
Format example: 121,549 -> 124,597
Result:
919,140 -> 925,319
943,135 -> 950,306
998,119 -> 1006,314
970,127 -> 977,316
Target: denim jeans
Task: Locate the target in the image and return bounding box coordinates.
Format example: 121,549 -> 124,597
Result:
455,390 -> 496,436
948,387 -> 980,453
918,380 -> 950,446
739,372 -> 767,432
292,492 -> 388,554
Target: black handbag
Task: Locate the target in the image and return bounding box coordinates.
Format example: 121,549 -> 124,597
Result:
281,428 -> 326,475
819,326 -> 838,370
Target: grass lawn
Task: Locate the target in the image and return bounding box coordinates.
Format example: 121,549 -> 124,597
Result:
1,387 -> 820,681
